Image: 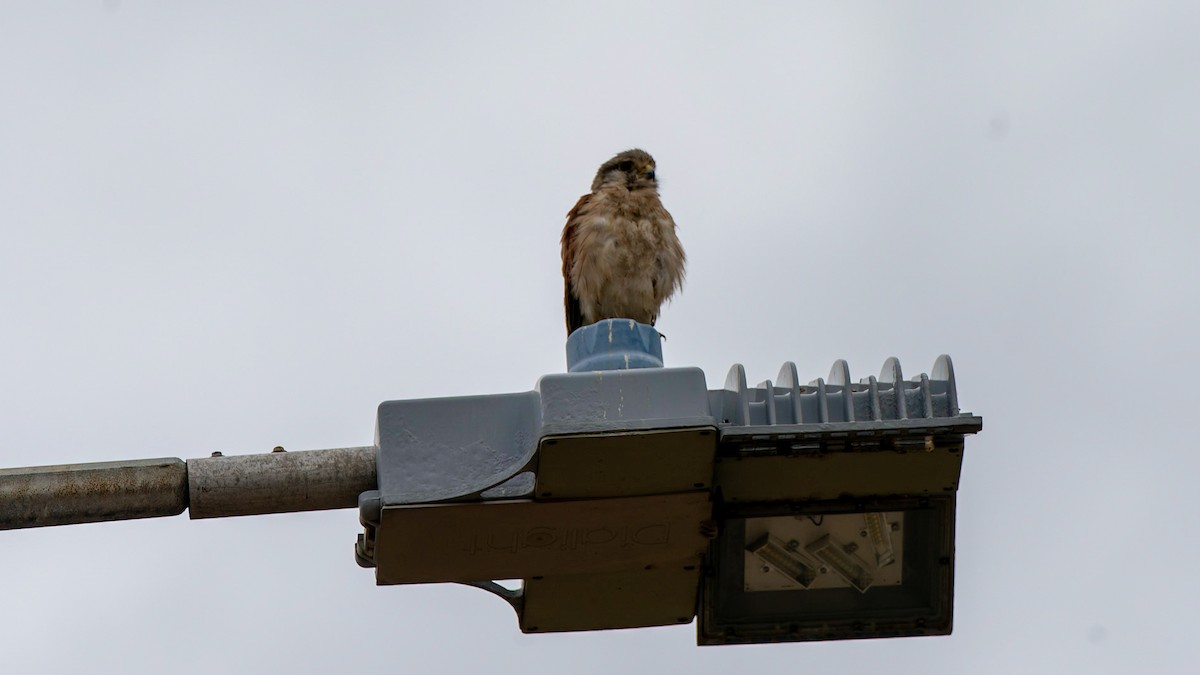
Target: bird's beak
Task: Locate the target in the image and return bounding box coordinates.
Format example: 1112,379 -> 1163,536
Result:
645,166 -> 656,181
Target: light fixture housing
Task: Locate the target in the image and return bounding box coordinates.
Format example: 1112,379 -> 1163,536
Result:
698,355 -> 978,645
351,321 -> 982,644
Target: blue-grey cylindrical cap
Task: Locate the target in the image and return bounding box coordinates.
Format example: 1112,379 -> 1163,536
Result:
565,319 -> 664,372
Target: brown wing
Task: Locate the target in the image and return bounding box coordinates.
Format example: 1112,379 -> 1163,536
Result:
561,194 -> 590,335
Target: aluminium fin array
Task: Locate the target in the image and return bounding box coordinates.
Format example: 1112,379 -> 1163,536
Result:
716,355 -> 960,427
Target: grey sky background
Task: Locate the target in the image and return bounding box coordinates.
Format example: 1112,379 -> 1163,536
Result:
2,2 -> 1197,673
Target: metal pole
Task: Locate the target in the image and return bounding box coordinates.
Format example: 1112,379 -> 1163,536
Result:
0,458 -> 188,530
0,446 -> 378,529
187,446 -> 376,519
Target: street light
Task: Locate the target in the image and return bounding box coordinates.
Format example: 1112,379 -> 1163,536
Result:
354,321 -> 981,642
0,319 -> 981,645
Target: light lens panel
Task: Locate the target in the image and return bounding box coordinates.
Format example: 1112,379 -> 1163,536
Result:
743,512 -> 903,593
698,497 -> 956,645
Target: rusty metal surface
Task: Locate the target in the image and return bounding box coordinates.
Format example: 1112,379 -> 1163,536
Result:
372,491 -> 712,584
187,446 -> 376,519
521,562 -> 702,632
0,458 -> 188,530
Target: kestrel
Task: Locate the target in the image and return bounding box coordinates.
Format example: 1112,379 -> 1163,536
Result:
560,149 -> 686,335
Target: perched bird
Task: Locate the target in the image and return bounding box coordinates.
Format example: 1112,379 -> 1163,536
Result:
560,149 -> 686,335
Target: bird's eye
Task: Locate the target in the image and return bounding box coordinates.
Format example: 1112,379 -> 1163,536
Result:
617,160 -> 634,172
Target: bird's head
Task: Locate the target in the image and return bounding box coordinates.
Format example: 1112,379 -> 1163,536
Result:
591,149 -> 658,192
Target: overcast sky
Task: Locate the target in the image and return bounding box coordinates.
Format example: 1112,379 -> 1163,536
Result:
2,2 -> 1197,674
